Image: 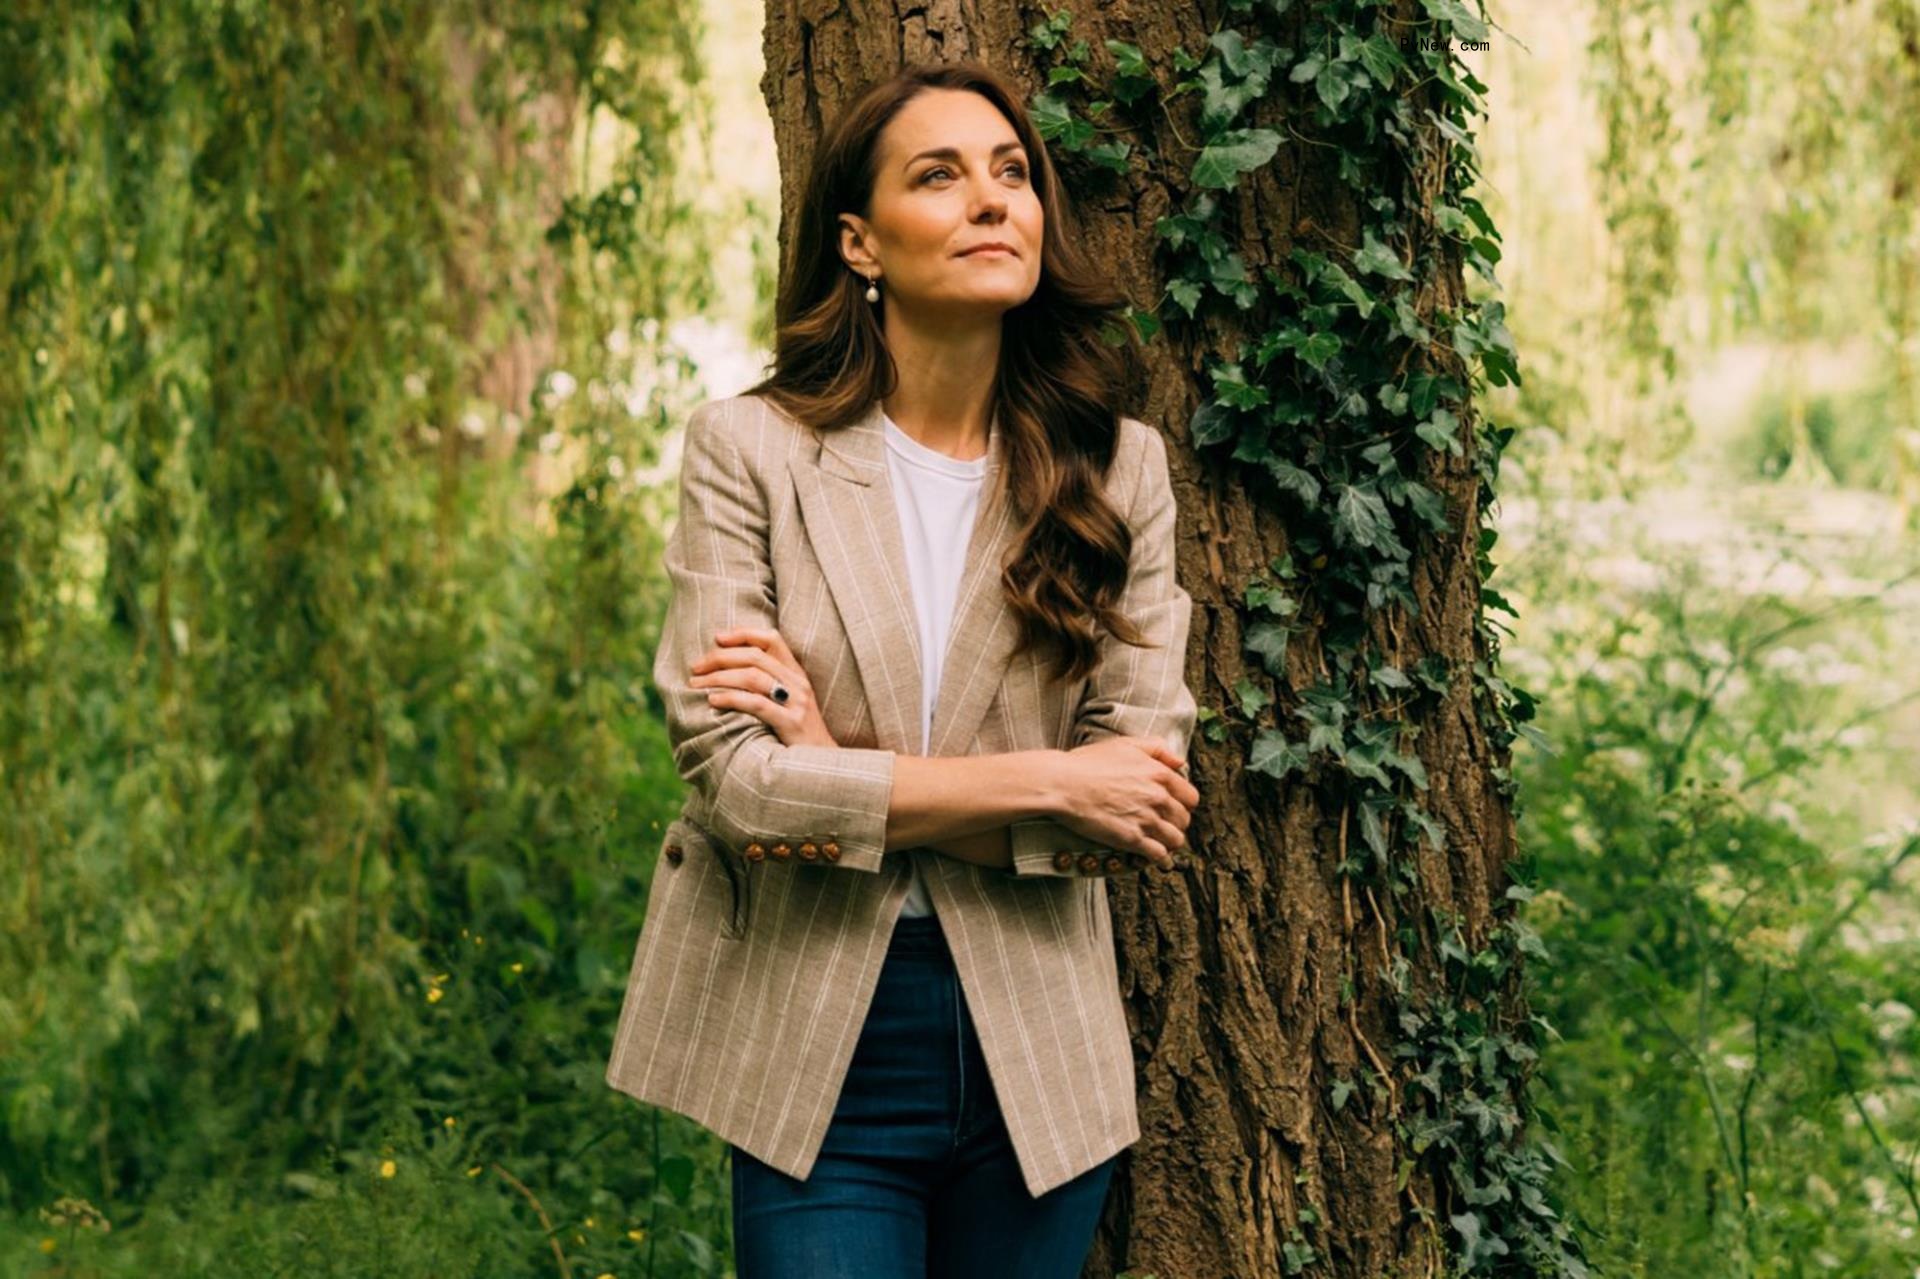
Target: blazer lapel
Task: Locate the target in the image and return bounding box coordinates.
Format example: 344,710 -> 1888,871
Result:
787,396 -> 1024,760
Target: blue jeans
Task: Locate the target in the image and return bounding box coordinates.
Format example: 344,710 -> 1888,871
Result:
729,912 -> 1118,1278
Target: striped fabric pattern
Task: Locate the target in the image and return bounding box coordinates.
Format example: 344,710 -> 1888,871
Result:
604,392 -> 1197,1198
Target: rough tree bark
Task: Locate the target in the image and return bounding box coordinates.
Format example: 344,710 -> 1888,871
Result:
758,4 -> 1520,1276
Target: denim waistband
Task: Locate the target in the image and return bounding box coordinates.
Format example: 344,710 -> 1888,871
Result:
887,912 -> 948,957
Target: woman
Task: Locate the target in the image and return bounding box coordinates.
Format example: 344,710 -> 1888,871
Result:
604,60 -> 1200,1278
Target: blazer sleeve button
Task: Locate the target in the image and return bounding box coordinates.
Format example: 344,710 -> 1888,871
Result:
1103,854 -> 1125,874
1077,852 -> 1102,875
1052,850 -> 1076,872
798,841 -> 820,861
821,840 -> 841,862
771,841 -> 793,861
664,842 -> 684,866
744,841 -> 767,862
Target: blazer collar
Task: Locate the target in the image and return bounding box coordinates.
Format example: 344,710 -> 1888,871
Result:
789,396 -> 1023,760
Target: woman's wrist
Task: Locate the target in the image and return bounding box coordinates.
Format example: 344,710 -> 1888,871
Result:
1031,748 -> 1072,820
923,826 -> 1013,870
883,749 -> 1069,852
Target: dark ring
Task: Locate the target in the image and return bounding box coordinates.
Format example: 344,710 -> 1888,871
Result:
771,682 -> 789,704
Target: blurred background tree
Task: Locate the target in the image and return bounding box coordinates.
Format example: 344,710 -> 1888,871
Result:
1,1 -> 754,1274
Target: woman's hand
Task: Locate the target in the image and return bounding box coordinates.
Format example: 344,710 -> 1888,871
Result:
689,626 -> 839,748
1050,737 -> 1199,870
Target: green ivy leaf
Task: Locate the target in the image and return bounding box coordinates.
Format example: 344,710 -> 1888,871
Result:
1369,664 -> 1411,690
1234,675 -> 1272,718
1191,128 -> 1280,189
1108,40 -> 1148,76
1244,619 -> 1291,673
1167,278 -> 1205,317
1030,92 -> 1093,149
1334,483 -> 1395,550
1353,229 -> 1413,280
1314,63 -> 1352,112
1262,456 -> 1322,504
1299,330 -> 1342,371
1421,0 -> 1490,43
1415,407 -> 1463,455
1086,140 -> 1132,174
1392,294 -> 1433,342
1249,729 -> 1311,779
1107,40 -> 1155,105
1245,580 -> 1299,616
1355,34 -> 1407,88
1190,400 -> 1234,446
1210,361 -> 1270,409
1404,480 -> 1451,532
1027,9 -> 1072,51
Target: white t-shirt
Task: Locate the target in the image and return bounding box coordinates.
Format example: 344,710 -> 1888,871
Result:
880,412 -> 990,917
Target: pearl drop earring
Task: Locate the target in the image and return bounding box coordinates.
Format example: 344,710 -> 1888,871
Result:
865,275 -> 880,303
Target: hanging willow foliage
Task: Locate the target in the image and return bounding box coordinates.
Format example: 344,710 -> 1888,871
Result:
0,0 -> 715,1219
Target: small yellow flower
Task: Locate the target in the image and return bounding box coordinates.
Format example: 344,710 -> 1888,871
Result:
379,1160 -> 397,1178
627,1228 -> 646,1242
466,1165 -> 484,1177
461,928 -> 470,937
444,1116 -> 457,1128
474,935 -> 484,946
584,1216 -> 596,1227
426,987 -> 444,1004
510,962 -> 524,973
39,1238 -> 56,1253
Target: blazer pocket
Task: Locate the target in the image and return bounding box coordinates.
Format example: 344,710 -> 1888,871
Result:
666,819 -> 753,941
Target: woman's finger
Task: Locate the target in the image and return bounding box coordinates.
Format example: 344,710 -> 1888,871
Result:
692,646 -> 773,678
705,685 -> 788,718
713,626 -> 803,677
705,686 -> 806,746
694,667 -> 785,701
694,641 -> 808,697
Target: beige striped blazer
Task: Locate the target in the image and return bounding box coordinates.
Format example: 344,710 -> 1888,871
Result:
604,390 -> 1197,1199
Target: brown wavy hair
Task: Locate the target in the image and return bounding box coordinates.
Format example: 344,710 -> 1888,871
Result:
744,59 -> 1155,687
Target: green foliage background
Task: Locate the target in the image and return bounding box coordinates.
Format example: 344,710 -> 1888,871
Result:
5,0 -> 1920,1276
2,1 -> 741,1274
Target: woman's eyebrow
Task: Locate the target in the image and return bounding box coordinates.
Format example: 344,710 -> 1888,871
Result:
903,141 -> 1027,171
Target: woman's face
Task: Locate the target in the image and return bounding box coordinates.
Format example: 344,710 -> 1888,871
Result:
839,88 -> 1044,321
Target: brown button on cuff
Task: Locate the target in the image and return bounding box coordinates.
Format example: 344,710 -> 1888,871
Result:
664,842 -> 684,866
744,841 -> 767,862
1052,850 -> 1076,872
1103,854 -> 1125,873
798,841 -> 820,861
1077,852 -> 1102,875
821,840 -> 841,862
770,842 -> 792,861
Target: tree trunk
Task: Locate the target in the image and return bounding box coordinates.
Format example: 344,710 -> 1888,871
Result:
760,4 -> 1542,1276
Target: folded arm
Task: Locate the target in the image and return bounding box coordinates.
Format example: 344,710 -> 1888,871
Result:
654,400 -> 901,872
657,404 -> 1193,882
